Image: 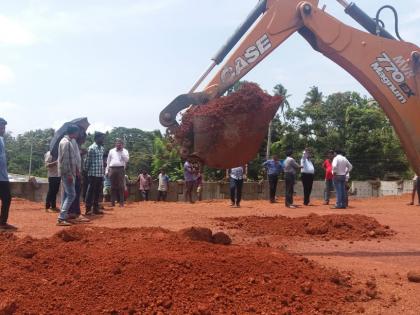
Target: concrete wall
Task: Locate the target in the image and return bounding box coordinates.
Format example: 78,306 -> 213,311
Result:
10,179 -> 416,203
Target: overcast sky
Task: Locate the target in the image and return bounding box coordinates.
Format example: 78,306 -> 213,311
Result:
1,0 -> 419,135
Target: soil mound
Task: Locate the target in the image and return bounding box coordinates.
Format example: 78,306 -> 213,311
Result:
211,232 -> 232,245
178,227 -> 213,243
0,226 -> 371,314
55,229 -> 83,242
216,213 -> 395,241
179,227 -> 232,245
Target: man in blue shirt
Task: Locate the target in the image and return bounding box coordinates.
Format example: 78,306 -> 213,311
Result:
0,118 -> 16,231
262,155 -> 283,203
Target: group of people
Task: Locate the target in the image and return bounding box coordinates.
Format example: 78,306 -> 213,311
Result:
259,148 -> 352,209
44,125 -> 131,226
135,169 -> 170,202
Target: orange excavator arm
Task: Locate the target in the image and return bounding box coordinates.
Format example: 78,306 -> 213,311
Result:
160,0 -> 420,174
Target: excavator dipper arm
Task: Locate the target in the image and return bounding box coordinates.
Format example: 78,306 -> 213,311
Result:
161,0 -> 420,174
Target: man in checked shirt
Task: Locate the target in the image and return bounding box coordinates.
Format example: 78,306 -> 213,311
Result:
84,132 -> 106,215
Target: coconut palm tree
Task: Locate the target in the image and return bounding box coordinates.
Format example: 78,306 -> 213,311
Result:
303,86 -> 323,107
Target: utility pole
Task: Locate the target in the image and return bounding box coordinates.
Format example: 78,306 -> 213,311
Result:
28,140 -> 33,178
266,120 -> 272,160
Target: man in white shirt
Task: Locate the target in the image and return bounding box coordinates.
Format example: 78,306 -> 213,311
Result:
44,151 -> 61,212
157,169 -> 170,202
332,149 -> 353,209
409,175 -> 419,206
106,139 -> 130,207
228,165 -> 247,207
284,149 -> 302,208
300,148 -> 315,206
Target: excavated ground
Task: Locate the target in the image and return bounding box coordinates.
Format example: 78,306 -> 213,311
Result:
2,196 -> 420,314
215,213 -> 395,241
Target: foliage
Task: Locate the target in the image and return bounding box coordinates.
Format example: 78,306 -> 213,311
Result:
151,137 -> 184,180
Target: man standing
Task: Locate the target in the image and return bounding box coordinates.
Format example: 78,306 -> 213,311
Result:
137,170 -> 152,201
262,155 -> 283,203
283,149 -> 302,208
67,131 -> 86,221
322,150 -> 334,205
184,158 -> 195,203
57,125 -> 80,226
0,118 -> 16,231
157,169 -> 170,202
408,175 -> 419,206
106,139 -> 129,207
196,172 -> 203,201
229,165 -> 247,208
84,132 -> 105,215
44,151 -> 61,212
332,149 -> 353,209
300,148 -> 315,206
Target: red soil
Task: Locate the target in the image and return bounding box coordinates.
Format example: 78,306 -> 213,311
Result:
176,83 -> 283,144
216,214 -> 395,241
0,226 -> 371,315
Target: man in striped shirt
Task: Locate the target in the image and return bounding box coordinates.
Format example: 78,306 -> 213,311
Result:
84,132 -> 105,215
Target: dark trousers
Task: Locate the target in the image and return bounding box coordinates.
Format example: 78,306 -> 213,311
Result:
230,178 -> 243,206
185,181 -> 195,203
46,177 -> 61,209
417,179 -> 420,204
268,174 -> 278,202
85,176 -> 103,211
141,190 -> 150,201
0,181 -> 11,224
157,191 -> 167,201
285,172 -> 295,206
301,173 -> 314,205
333,175 -> 346,208
68,176 -> 81,215
110,167 -> 125,206
324,179 -> 334,203
81,172 -> 89,202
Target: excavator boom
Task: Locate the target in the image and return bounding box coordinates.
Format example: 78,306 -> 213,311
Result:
161,0 -> 420,174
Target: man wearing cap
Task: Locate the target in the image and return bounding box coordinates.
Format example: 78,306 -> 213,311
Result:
84,132 -> 105,215
0,118 -> 16,231
57,124 -> 80,226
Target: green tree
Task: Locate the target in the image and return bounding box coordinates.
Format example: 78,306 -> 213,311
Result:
151,137 -> 183,180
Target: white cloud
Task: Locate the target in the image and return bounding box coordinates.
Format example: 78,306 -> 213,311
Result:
87,122 -> 113,134
0,65 -> 16,84
406,8 -> 420,23
0,101 -> 19,110
0,15 -> 37,45
19,0 -> 185,37
51,120 -> 67,131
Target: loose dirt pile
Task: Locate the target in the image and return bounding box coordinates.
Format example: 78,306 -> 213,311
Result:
176,83 -> 283,141
0,226 -> 373,314
216,213 -> 395,241
173,83 -> 283,168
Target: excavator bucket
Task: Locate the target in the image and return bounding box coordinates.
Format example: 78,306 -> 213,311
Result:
174,83 -> 283,169
192,104 -> 279,169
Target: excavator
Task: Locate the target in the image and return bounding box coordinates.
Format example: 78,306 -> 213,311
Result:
160,0 -> 420,174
